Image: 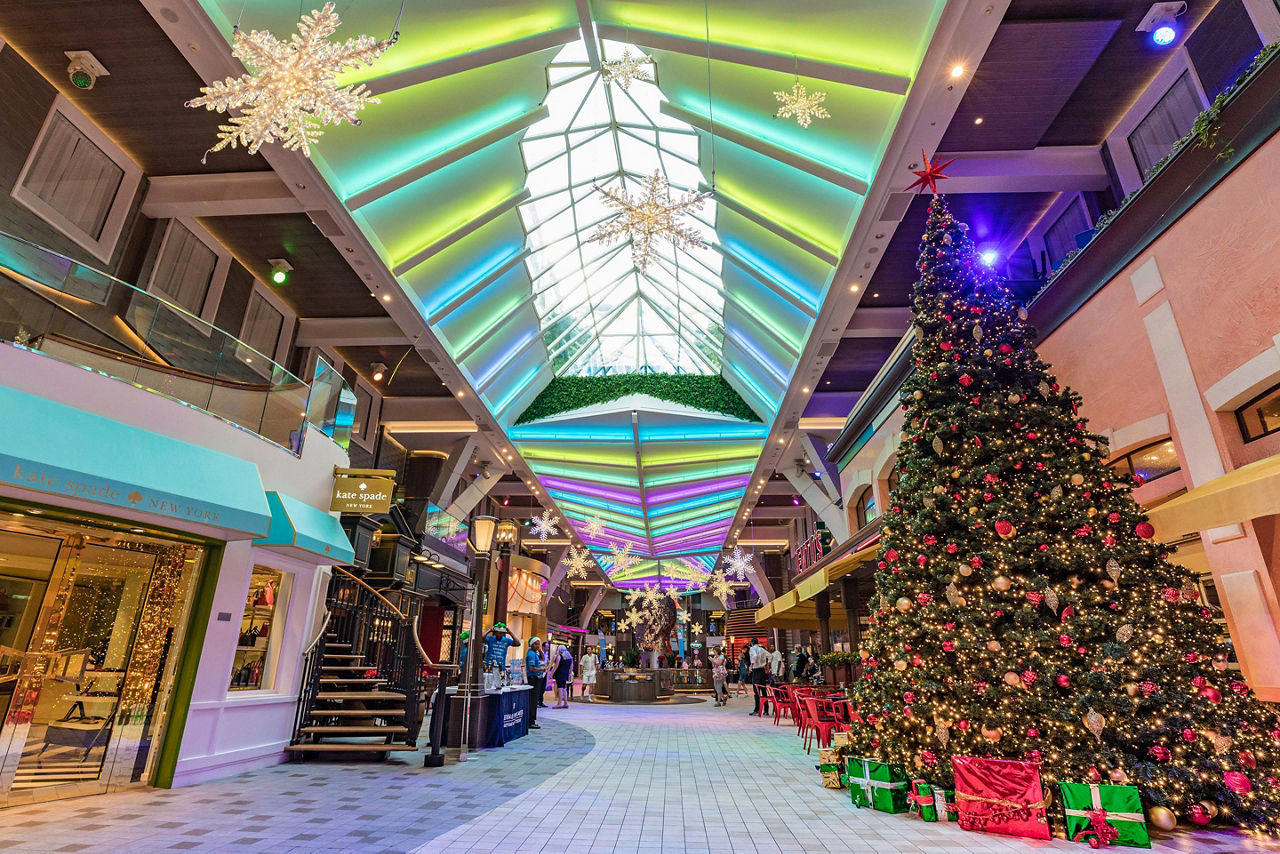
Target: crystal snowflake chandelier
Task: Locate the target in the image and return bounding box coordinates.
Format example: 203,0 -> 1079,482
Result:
528,509 -> 560,541
563,545 -> 594,580
723,545 -> 756,581
589,170 -> 710,272
186,2 -> 400,160
601,47 -> 654,90
774,81 -> 830,129
606,541 -> 637,578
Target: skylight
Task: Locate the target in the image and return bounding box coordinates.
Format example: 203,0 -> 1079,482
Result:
518,40 -> 725,377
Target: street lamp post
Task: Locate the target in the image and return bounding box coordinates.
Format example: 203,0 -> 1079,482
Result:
492,519 -> 520,624
457,514 -> 497,762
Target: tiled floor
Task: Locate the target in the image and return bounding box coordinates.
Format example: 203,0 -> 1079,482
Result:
1,693 -> 1278,853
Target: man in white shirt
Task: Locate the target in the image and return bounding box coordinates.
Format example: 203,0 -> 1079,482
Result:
769,643 -> 784,681
748,638 -> 770,716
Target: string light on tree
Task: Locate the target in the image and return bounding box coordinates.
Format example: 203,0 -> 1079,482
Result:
588,170 -> 709,272
186,2 -> 396,160
844,166 -> 1280,834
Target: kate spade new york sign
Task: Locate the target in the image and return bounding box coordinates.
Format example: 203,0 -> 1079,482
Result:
329,468 -> 395,514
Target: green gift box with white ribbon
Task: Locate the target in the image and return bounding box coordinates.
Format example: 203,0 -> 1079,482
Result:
847,757 -> 911,813
911,780 -> 956,822
1058,782 -> 1151,848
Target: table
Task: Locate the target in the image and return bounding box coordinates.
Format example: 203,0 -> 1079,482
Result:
445,685 -> 533,748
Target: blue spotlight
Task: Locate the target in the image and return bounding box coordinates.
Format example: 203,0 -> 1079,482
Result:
1152,24 -> 1176,46
980,250 -> 998,266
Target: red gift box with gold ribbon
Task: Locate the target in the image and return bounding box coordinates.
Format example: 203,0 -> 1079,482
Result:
951,756 -> 1052,840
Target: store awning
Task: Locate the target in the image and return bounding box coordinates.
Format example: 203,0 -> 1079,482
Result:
0,385 -> 271,536
1147,453 -> 1280,539
754,542 -> 880,629
255,491 -> 355,565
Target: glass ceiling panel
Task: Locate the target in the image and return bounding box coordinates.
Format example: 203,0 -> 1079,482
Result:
519,39 -> 725,377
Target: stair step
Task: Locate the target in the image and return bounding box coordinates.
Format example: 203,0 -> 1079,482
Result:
323,654 -> 363,660
315,691 -> 406,701
324,642 -> 352,649
308,708 -> 407,718
299,725 -> 409,735
321,665 -> 370,671
319,677 -> 384,685
285,743 -> 416,753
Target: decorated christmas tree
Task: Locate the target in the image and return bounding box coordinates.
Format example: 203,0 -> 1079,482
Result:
849,190 -> 1280,832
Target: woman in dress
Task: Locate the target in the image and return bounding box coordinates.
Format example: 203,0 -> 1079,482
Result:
736,648 -> 750,697
551,640 -> 574,709
580,647 -> 599,703
710,647 -> 729,706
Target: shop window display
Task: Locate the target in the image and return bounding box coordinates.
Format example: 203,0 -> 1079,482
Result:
229,566 -> 286,691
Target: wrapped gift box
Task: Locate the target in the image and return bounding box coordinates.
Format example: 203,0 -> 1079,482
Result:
1059,782 -> 1151,848
847,757 -> 911,813
952,756 -> 1051,840
910,779 -> 957,822
832,731 -> 852,748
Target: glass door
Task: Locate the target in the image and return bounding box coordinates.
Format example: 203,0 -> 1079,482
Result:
0,519 -> 204,806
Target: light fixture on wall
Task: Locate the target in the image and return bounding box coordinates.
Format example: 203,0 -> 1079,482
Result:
268,258 -> 292,285
65,51 -> 108,90
1137,2 -> 1186,47
371,362 -> 387,382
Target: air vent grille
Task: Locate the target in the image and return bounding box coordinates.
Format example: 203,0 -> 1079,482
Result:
816,340 -> 839,359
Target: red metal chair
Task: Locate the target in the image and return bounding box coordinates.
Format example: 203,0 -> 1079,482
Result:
771,684 -> 798,726
801,696 -> 848,753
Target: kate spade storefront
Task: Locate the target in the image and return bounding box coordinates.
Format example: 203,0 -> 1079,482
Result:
0,382 -> 347,807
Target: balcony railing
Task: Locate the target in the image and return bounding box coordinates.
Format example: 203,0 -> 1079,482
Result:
0,230 -> 354,455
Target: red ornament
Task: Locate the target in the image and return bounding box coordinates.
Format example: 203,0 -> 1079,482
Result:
994,520 -> 1015,538
1108,512 -> 1121,523
1135,521 -> 1155,539
1026,727 -> 1040,738
1021,670 -> 1037,685
946,543 -> 958,554
942,640 -> 955,652
1231,680 -> 1249,696
1184,652 -> 1199,663
911,653 -> 924,667
1026,591 -> 1044,605
917,554 -> 929,566
1188,803 -> 1211,825
904,691 -> 915,704
944,622 -> 956,630
1161,587 -> 1181,602
1087,766 -> 1102,783
1056,674 -> 1070,687
998,343 -> 1012,354
923,535 -> 938,545
885,548 -> 899,563
970,556 -> 983,568
905,149 -> 957,195
921,749 -> 937,767
1239,750 -> 1258,769
959,373 -> 973,387
1198,686 -> 1222,704
1191,676 -> 1208,688
1103,535 -> 1117,546
1026,749 -> 1043,763
1133,473 -> 1146,486
940,341 -> 953,351
956,719 -> 970,731
1059,634 -> 1073,648
1077,645 -> 1088,654
1182,728 -> 1198,743
1148,745 -> 1170,762
1074,525 -> 1093,538
1225,771 -> 1252,794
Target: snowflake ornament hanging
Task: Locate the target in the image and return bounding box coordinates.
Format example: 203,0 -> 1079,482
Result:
607,541 -> 637,577
584,515 -> 605,539
723,545 -> 755,581
601,48 -> 654,90
773,81 -> 830,129
563,545 -> 594,580
529,509 -> 560,541
705,568 -> 734,601
186,2 -> 393,160
589,170 -> 709,272
690,622 -> 704,636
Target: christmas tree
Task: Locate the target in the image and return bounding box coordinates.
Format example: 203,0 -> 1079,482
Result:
849,192 -> 1280,832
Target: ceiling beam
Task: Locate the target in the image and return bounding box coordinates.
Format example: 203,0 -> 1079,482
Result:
631,411 -> 654,555
596,24 -> 910,95
364,27 -> 581,95
428,249 -> 531,324
716,244 -> 817,319
700,182 -> 838,267
141,172 -> 304,218
842,306 -> 911,339
934,146 -> 1110,194
575,0 -> 601,70
347,106 -> 549,210
379,396 -> 472,424
295,315 -> 409,347
661,102 -> 868,195
393,188 -> 531,276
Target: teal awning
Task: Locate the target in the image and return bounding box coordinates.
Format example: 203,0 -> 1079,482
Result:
255,491 -> 354,564
0,385 -> 270,535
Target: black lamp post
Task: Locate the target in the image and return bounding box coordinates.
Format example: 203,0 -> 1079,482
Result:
457,514 -> 497,762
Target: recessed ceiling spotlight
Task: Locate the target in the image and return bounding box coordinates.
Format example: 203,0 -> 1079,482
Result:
382,293 -> 392,302
950,64 -> 965,79
850,284 -> 859,292
371,362 -> 388,382
1138,2 -> 1186,47
973,117 -> 983,125
268,258 -> 292,285
801,387 -> 810,393
872,292 -> 880,298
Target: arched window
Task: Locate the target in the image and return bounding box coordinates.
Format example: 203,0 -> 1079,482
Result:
886,463 -> 901,496
855,486 -> 877,530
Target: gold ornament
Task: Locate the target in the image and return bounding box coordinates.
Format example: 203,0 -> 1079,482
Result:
914,390 -> 924,399
1083,708 -> 1105,741
945,582 -> 961,607
959,564 -> 973,577
981,724 -> 1002,742
1071,473 -> 1085,486
1087,506 -> 1097,517
894,659 -> 908,671
986,640 -> 1002,652
1210,732 -> 1234,755
1109,768 -> 1129,783
1050,485 -> 1063,500
859,648 -> 870,659
1106,558 -> 1122,584
932,436 -> 945,455
185,2 -> 392,160
1116,624 -> 1134,643
1003,671 -> 1021,686
1043,587 -> 1059,614
895,597 -> 912,613
1148,806 -> 1177,831
773,81 -> 831,128
1008,392 -> 1021,404
972,324 -> 983,342
1199,800 -> 1219,820
1037,379 -> 1050,396
983,348 -> 993,357
1082,452 -> 1092,461
932,485 -> 945,494
1123,682 -> 1140,697
589,170 -> 709,272
992,575 -> 1012,592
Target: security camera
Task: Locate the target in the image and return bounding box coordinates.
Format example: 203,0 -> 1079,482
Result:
65,51 -> 109,91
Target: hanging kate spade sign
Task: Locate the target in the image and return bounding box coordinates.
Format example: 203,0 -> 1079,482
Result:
330,467 -> 396,514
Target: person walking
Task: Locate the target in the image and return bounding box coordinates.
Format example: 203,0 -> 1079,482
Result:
525,638 -> 545,729
769,642 -> 783,683
792,646 -> 809,683
550,639 -> 574,709
736,648 -> 750,697
710,647 -> 729,706
748,637 -> 770,716
580,647 -> 599,702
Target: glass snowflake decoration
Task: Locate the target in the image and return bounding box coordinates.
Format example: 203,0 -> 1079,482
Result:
589,170 -> 709,272
528,509 -> 560,541
584,515 -> 605,539
601,48 -> 654,90
186,2 -> 392,159
773,81 -> 830,129
607,541 -> 636,577
723,545 -> 755,581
